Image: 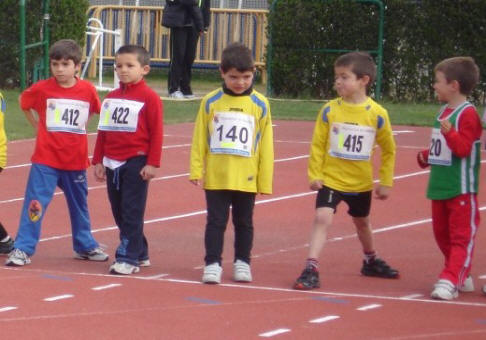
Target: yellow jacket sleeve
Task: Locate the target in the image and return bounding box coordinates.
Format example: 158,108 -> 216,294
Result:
0,93 -> 7,169
189,99 -> 208,180
375,108 -> 396,187
257,99 -> 274,194
308,105 -> 329,183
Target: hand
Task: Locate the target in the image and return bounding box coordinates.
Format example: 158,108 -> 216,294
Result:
310,180 -> 323,191
375,185 -> 390,200
440,120 -> 452,134
94,163 -> 106,182
190,179 -> 201,186
417,150 -> 429,168
140,165 -> 156,181
0,167 -> 3,173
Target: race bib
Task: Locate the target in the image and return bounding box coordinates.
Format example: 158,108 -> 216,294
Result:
209,112 -> 255,157
98,98 -> 144,132
46,98 -> 90,134
428,128 -> 452,166
329,123 -> 376,160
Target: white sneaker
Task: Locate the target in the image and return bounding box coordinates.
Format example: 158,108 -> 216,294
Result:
74,247 -> 109,262
202,263 -> 222,284
459,275 -> 474,292
139,259 -> 151,267
183,93 -> 195,99
5,248 -> 31,266
233,259 -> 252,282
109,261 -> 140,275
169,90 -> 184,99
431,279 -> 458,300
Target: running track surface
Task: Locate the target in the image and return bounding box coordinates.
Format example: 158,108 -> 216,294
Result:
1,121 -> 486,340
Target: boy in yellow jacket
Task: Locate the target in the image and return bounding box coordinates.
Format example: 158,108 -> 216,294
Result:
189,43 -> 274,284
293,52 -> 399,290
0,92 -> 14,254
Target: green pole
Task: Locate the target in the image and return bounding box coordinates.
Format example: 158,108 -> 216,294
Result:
20,0 -> 26,90
43,0 -> 50,79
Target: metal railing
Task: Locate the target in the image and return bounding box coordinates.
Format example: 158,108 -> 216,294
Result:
85,5 -> 268,80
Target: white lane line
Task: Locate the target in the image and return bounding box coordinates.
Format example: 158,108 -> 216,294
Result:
478,274 -> 486,279
140,274 -> 169,280
259,328 -> 291,337
91,283 -> 122,291
4,266 -> 486,308
0,306 -> 17,312
400,294 -> 424,299
309,315 -> 340,323
43,294 -> 74,302
357,304 -> 382,311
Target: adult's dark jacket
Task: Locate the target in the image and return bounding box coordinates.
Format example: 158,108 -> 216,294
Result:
162,0 -> 211,31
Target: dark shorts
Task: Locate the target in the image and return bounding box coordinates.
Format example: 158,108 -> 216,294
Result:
315,185 -> 371,217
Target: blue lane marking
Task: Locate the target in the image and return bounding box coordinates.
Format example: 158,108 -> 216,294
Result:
476,319 -> 486,325
186,297 -> 221,305
312,296 -> 349,304
42,274 -> 73,281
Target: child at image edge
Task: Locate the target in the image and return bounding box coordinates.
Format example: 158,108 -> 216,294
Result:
293,51 -> 399,290
0,92 -> 14,254
93,45 -> 163,275
417,57 -> 482,300
189,42 -> 274,284
7,39 -> 108,266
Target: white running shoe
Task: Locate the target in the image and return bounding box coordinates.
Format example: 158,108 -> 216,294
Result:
169,90 -> 184,99
202,263 -> 222,284
459,275 -> 474,292
109,261 -> 140,275
74,247 -> 109,262
5,248 -> 31,266
139,259 -> 151,267
431,279 -> 458,300
233,259 -> 252,282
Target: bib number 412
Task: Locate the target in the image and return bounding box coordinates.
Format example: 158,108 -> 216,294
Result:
62,108 -> 79,126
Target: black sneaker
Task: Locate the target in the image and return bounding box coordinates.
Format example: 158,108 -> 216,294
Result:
293,267 -> 320,290
361,258 -> 399,279
0,238 -> 13,254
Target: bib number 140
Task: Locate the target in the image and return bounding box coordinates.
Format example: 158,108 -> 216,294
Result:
216,125 -> 249,144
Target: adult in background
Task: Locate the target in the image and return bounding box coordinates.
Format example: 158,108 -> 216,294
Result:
162,0 -> 211,99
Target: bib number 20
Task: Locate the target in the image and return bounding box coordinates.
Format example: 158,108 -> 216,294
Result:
429,138 -> 441,157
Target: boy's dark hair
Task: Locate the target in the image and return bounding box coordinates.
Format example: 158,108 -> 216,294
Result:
115,45 -> 151,66
220,42 -> 254,73
434,57 -> 480,95
334,51 -> 376,90
49,39 -> 82,65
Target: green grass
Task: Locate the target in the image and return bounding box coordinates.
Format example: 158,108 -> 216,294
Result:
0,72 -> 451,141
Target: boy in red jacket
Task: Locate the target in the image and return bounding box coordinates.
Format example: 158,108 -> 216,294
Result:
7,40 -> 108,266
93,45 -> 163,275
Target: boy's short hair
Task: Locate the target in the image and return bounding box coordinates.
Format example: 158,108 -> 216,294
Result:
49,39 -> 82,65
334,51 -> 376,89
434,57 -> 479,95
220,42 -> 254,73
116,45 -> 151,66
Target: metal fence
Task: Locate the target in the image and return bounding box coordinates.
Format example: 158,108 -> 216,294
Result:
84,5 -> 268,80
88,0 -> 269,9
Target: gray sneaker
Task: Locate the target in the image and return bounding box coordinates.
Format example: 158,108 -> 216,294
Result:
0,238 -> 14,254
109,261 -> 140,275
74,247 -> 109,262
5,248 -> 31,266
